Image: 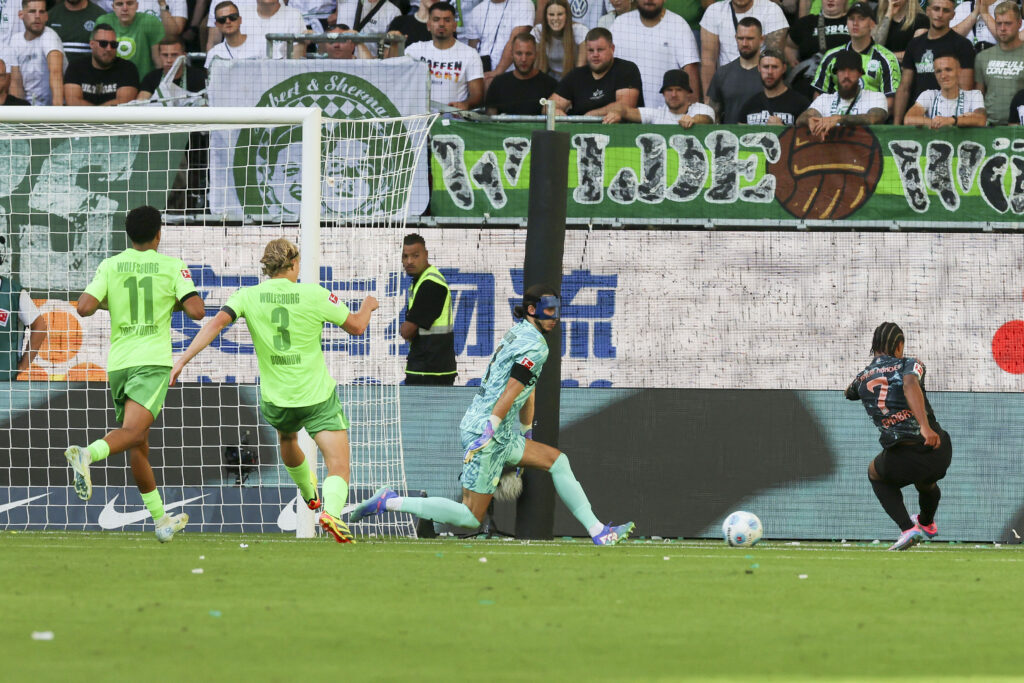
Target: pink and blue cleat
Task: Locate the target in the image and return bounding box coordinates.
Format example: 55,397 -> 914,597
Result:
592,522 -> 635,546
911,514 -> 937,539
348,487 -> 397,523
888,527 -> 926,551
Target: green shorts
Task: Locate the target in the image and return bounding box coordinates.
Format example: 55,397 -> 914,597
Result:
108,365 -> 171,423
460,428 -> 527,495
260,392 -> 349,436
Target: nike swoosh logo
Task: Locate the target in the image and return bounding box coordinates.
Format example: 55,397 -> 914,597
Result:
98,494 -> 206,529
277,495 -> 358,531
0,493 -> 49,514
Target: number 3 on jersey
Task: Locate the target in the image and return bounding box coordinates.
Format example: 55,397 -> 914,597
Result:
271,306 -> 291,350
866,377 -> 889,415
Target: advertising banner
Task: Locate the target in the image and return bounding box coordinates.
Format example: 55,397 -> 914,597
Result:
429,121 -> 1024,226
206,58 -> 430,219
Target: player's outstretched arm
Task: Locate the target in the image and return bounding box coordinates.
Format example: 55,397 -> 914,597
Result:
904,374 -> 940,448
341,295 -> 379,337
169,310 -> 232,386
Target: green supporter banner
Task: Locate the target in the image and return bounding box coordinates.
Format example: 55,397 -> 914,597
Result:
0,134 -> 186,297
428,121 -> 1024,225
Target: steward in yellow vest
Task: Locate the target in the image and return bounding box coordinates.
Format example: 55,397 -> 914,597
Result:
400,234 -> 456,385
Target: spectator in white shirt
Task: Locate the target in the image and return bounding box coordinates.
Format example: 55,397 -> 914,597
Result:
464,0 -> 533,79
204,0 -> 267,66
602,68 -> 715,124
611,0 -> 700,107
796,49 -> 889,138
406,1 -> 485,110
332,0 -> 401,54
530,0 -> 587,79
9,0 -> 66,105
903,52 -> 986,126
206,0 -> 305,58
700,0 -> 788,98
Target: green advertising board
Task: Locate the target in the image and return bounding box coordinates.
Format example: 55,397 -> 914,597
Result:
0,134 -> 185,296
428,121 -> 1024,226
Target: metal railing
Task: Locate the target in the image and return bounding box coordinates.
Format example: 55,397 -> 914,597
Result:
264,31 -> 406,58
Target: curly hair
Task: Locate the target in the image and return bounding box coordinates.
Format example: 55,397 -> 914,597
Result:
261,238 -> 299,277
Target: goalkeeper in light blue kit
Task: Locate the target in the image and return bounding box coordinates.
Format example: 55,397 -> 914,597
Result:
351,284 -> 634,545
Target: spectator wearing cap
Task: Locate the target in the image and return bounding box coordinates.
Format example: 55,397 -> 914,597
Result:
894,0 -> 974,124
705,16 -> 764,124
738,47 -> 811,124
484,32 -> 557,113
904,52 -> 986,126
602,68 -> 715,124
796,49 -> 889,138
811,3 -> 902,112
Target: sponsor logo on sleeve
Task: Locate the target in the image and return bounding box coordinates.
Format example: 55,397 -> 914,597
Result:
518,356 -> 534,370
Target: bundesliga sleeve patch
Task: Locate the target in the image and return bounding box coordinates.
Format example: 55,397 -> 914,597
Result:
914,361 -> 924,377
0,308 -> 8,327
518,357 -> 535,370
328,292 -> 339,305
180,269 -> 192,280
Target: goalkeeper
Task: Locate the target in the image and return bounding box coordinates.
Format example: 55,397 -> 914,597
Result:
169,238 -> 378,544
350,284 -> 634,545
65,206 -> 205,543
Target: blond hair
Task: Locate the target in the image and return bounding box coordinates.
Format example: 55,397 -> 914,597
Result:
994,1 -> 1021,19
261,238 -> 299,276
877,0 -> 922,34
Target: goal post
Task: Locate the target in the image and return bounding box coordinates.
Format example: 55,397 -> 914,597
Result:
0,106 -> 436,539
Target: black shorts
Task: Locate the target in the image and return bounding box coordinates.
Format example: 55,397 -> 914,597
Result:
873,428 -> 952,487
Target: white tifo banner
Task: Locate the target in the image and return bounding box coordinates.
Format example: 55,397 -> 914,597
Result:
205,58 -> 430,219
135,228 -> 1022,392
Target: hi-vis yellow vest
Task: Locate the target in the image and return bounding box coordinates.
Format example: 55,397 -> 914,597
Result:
406,265 -> 456,376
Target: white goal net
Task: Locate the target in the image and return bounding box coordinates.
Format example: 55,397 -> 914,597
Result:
0,107 -> 436,538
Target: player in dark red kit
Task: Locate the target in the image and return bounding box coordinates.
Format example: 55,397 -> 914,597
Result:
846,322 -> 952,551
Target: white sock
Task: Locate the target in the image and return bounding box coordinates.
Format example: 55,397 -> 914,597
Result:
385,496 -> 403,512
587,522 -> 606,537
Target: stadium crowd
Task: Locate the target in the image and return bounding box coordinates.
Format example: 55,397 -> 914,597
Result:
3,0 -> 1024,125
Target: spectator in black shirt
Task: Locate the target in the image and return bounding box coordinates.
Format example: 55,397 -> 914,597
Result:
137,37 -> 208,100
485,33 -> 557,114
0,59 -> 31,106
1010,87 -> 1024,124
384,0 -> 434,57
893,0 -> 974,123
738,47 -> 811,124
548,26 -> 642,115
873,0 -> 929,61
63,23 -> 140,105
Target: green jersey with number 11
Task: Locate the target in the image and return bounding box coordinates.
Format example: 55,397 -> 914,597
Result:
83,248 -> 198,372
223,278 -> 350,408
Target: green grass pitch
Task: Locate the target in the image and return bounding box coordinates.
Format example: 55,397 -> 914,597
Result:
2,532 -> 1023,682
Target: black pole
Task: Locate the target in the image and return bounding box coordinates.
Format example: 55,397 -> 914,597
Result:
515,129 -> 569,540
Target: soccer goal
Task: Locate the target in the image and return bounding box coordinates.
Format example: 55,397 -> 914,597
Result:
0,106 -> 436,539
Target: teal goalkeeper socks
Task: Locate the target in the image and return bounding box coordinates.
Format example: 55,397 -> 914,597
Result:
398,497 -> 479,529
322,475 -> 349,518
140,489 -> 165,522
549,454 -> 601,532
284,459 -> 317,503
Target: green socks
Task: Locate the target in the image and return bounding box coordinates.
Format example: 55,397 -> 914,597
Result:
323,475 -> 349,518
397,497 -> 479,529
549,454 -> 601,532
88,439 -> 111,463
285,458 -> 317,503
140,489 -> 165,522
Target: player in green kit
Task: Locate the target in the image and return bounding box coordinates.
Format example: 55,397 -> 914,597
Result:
351,284 -> 635,545
169,238 -> 379,544
65,206 -> 206,543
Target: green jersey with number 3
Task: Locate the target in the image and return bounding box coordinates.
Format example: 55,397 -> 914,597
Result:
84,248 -> 198,372
223,279 -> 350,408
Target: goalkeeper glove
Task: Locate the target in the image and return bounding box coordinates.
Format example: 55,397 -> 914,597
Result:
520,422 -> 533,440
464,415 -> 500,462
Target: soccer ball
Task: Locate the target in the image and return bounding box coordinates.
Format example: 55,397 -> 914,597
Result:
722,511 -> 763,547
